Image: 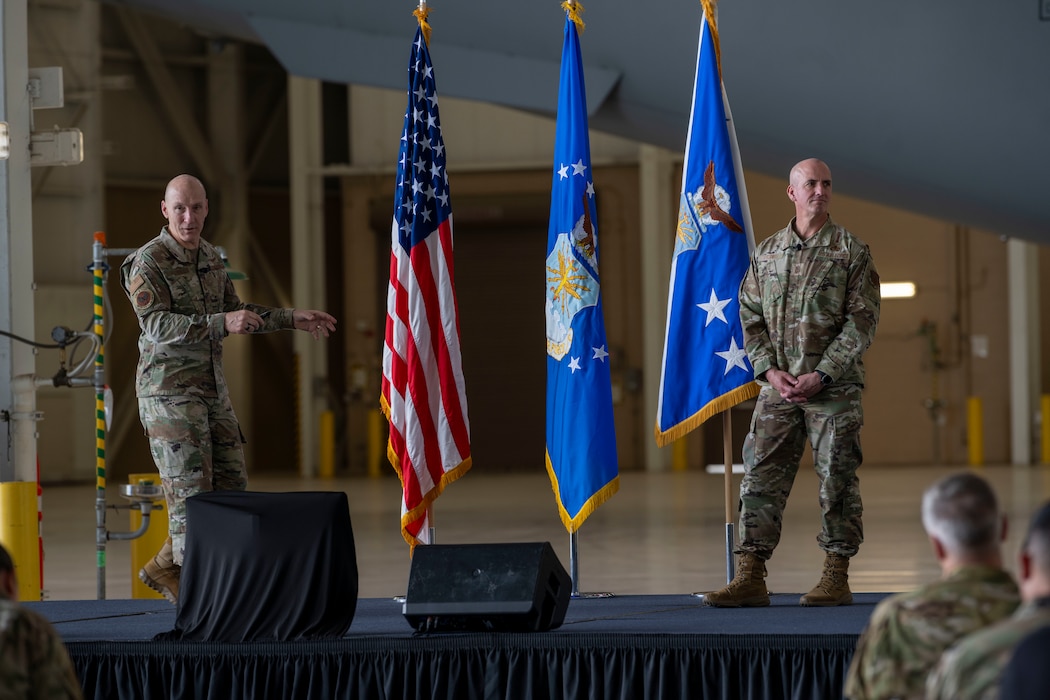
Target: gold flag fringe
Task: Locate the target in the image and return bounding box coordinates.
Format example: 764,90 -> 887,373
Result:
699,0 -> 723,81
380,395 -> 474,551
653,381 -> 758,447
414,5 -> 432,46
545,452 -> 620,534
561,0 -> 585,34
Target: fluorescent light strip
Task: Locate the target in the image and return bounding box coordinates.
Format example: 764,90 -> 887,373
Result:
881,282 -> 916,299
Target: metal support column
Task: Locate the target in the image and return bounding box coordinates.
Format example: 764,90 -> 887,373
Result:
288,76 -> 328,476
639,144 -> 675,472
0,0 -> 41,599
207,42 -> 254,459
1007,238 -> 1041,464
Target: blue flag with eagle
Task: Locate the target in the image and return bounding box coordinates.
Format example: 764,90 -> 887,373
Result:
545,5 -> 619,533
654,5 -> 758,446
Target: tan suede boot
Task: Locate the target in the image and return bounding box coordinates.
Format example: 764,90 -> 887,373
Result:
139,537 -> 181,604
702,552 -> 770,607
799,553 -> 852,607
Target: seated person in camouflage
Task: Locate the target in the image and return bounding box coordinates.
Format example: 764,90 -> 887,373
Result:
843,472 -> 1020,700
997,623 -> 1050,700
121,174 -> 337,603
0,544 -> 83,699
926,500 -> 1050,700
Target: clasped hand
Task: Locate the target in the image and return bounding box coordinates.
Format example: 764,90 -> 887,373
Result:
767,369 -> 824,404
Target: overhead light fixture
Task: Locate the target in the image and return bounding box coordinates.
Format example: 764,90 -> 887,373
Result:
881,282 -> 917,299
0,122 -> 9,160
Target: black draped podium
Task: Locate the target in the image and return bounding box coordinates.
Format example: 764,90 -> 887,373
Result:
163,490 -> 358,642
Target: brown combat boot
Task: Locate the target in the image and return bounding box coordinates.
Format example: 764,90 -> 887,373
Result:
799,553 -> 852,607
702,552 -> 770,607
139,537 -> 181,604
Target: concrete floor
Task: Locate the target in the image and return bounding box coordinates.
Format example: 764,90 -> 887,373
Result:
30,463 -> 1050,602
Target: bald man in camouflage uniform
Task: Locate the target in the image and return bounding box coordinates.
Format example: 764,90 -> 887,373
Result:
925,500 -> 1050,700
705,158 -> 880,608
121,174 -> 337,603
0,544 -> 83,699
843,472 -> 1020,700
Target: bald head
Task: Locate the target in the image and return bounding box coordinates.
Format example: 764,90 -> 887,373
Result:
161,174 -> 209,250
786,158 -> 833,232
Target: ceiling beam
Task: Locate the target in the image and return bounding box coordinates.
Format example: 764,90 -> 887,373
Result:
114,6 -> 217,184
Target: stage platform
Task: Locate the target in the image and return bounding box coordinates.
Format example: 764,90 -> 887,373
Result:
30,592 -> 883,700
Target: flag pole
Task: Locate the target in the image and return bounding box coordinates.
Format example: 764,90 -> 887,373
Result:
722,409 -> 735,583
569,529 -> 613,599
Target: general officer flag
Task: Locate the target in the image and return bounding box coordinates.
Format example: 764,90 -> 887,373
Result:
545,5 -> 619,533
381,18 -> 471,547
654,5 -> 758,446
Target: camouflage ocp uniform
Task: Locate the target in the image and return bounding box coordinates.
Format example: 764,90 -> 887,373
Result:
736,216 -> 880,559
120,227 -> 294,564
0,597 -> 83,699
925,596 -> 1050,700
842,565 -> 1020,700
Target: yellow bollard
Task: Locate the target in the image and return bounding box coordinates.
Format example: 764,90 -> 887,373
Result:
368,409 -> 383,478
967,396 -> 984,467
672,437 -> 688,472
1042,395 -> 1050,466
128,473 -> 168,600
0,481 -> 41,601
319,410 -> 335,478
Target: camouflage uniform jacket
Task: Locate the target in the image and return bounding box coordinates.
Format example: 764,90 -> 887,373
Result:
925,595 -> 1050,700
0,598 -> 83,699
120,227 -> 294,399
739,216 -> 880,385
843,565 -> 1020,700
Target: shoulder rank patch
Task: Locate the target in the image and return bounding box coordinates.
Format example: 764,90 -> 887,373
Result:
135,289 -> 154,309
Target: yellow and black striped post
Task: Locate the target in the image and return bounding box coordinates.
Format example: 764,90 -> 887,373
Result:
93,231 -> 108,599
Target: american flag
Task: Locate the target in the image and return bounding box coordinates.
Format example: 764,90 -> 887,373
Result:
381,23 -> 471,547
654,4 -> 757,445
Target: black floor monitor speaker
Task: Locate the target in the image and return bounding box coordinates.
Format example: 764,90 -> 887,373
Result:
403,541 -> 571,632
171,491 -> 358,642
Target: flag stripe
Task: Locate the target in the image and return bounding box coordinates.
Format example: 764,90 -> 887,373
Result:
382,25 -> 471,547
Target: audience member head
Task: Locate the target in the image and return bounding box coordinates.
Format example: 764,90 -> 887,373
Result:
1018,501 -> 1050,600
0,542 -> 18,600
921,472 -> 1005,569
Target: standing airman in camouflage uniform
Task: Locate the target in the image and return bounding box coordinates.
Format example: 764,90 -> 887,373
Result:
120,174 -> 337,603
704,158 -> 881,608
926,501 -> 1050,700
0,544 -> 83,699
843,472 -> 1020,700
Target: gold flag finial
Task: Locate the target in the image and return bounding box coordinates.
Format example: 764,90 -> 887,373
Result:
414,2 -> 432,46
561,0 -> 585,34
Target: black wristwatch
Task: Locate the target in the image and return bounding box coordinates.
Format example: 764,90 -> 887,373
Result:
816,370 -> 833,386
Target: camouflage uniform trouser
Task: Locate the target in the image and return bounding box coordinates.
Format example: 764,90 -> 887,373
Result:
736,383 -> 864,560
138,395 -> 248,565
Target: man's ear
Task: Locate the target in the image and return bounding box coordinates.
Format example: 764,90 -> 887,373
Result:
930,535 -> 947,562
1020,550 -> 1034,582
0,570 -> 18,601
